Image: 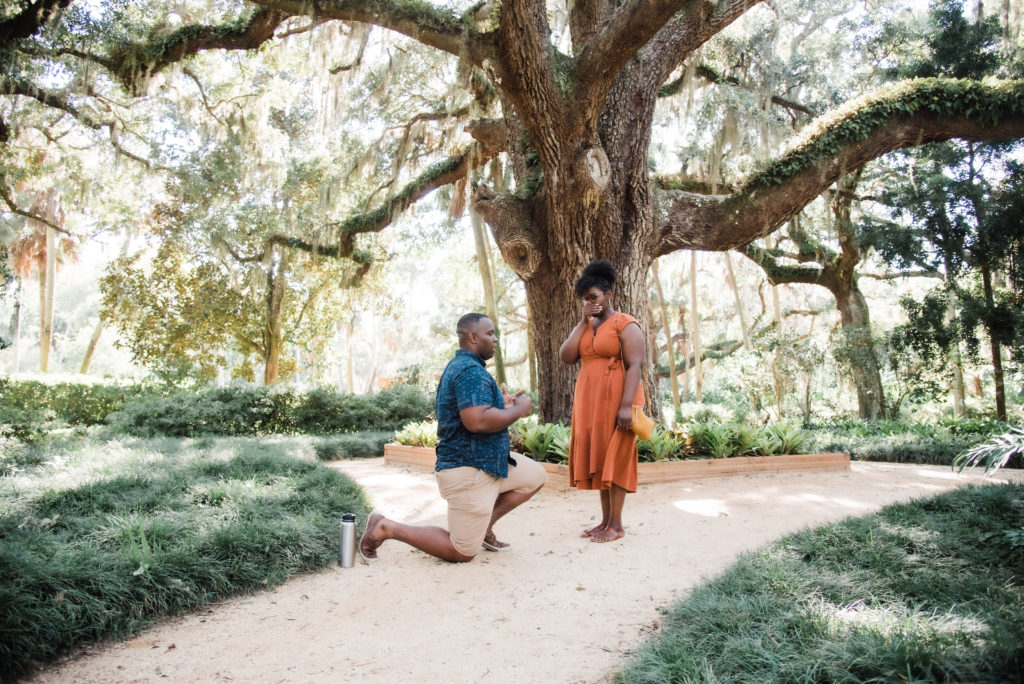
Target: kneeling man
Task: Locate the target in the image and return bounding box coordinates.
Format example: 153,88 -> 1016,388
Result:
360,313 -> 546,563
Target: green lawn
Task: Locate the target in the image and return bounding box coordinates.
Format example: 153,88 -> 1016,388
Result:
0,435 -> 370,681
616,482 -> 1024,683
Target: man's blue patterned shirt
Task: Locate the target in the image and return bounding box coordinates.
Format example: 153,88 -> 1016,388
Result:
434,349 -> 509,479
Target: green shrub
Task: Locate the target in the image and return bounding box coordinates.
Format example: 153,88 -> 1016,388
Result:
0,377 -> 149,426
617,483 -> 1024,683
802,420 -> 1004,467
638,428 -> 683,462
105,386 -> 294,437
371,385 -> 435,427
0,404 -> 56,444
393,420 -> 439,447
106,385 -> 433,438
953,426 -> 1024,474
0,435 -> 371,680
512,421 -> 570,464
292,385 -> 432,434
686,422 -> 735,458
764,421 -> 807,455
313,432 -> 393,460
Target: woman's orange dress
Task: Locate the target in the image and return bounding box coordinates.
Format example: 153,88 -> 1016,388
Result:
568,312 -> 644,492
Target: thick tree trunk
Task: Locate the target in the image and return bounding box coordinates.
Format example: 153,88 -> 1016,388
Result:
981,264 -> 1007,420
835,287 -> 886,420
526,310 -> 537,392
344,317 -> 355,394
945,288 -> 967,416
478,73 -> 660,423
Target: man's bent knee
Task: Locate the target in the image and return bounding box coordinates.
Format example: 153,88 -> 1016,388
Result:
451,549 -> 476,563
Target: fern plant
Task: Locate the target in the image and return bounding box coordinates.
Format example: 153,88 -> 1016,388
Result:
952,426 -> 1024,475
638,428 -> 683,462
393,420 -> 439,447
765,421 -> 806,455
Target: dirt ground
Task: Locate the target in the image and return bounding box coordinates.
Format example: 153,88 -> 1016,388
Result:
27,458 -> 1024,684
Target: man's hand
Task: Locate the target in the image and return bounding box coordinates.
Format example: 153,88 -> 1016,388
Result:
502,384 -> 532,418
509,393 -> 533,418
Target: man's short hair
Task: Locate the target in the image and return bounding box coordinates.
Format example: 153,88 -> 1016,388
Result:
457,312 -> 489,337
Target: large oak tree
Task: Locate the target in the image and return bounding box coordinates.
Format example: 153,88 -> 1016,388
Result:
4,0 -> 1024,421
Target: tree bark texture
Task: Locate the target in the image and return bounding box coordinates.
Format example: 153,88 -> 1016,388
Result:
946,290 -> 967,417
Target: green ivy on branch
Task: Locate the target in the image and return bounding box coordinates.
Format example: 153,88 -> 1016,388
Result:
743,78 -> 1024,191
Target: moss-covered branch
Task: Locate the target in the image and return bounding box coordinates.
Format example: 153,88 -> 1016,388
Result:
659,63 -> 814,117
269,142 -> 500,261
1,182 -> 73,235
109,8 -> 289,94
656,78 -> 1024,253
253,0 -> 490,66
1,75 -> 163,170
737,243 -> 827,286
743,78 -> 1024,192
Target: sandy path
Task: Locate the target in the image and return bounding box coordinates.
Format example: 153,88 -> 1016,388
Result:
28,459 -> 1024,684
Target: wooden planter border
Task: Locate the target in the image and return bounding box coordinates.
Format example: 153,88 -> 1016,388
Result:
382,444 -> 850,493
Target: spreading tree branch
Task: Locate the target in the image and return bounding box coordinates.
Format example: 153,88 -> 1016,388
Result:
641,0 -> 764,89
861,269 -> 943,280
251,0 -> 490,66
659,63 -> 815,118
574,0 -> 704,122
2,76 -> 162,170
1,183 -> 73,235
655,79 -> 1024,254
737,243 -> 827,286
270,140 -> 502,260
0,0 -> 72,45
108,8 -> 290,94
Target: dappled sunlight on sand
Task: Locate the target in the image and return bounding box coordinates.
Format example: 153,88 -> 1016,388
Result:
672,498 -> 729,517
325,460 -> 448,522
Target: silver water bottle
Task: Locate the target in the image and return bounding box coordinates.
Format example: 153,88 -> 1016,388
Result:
340,513 -> 357,568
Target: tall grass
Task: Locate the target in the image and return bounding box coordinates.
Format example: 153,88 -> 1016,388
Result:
0,435 -> 371,680
616,483 -> 1024,683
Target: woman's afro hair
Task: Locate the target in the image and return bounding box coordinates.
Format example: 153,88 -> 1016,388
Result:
574,259 -> 617,298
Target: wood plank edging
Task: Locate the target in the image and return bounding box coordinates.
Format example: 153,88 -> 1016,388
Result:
382,444 -> 849,490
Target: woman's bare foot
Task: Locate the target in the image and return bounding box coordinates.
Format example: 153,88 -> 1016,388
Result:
589,527 -> 624,543
580,523 -> 606,538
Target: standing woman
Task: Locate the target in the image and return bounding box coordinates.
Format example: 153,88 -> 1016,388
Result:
559,259 -> 645,543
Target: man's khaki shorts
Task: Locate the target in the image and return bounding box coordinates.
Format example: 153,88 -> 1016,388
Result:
435,452 -> 547,557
